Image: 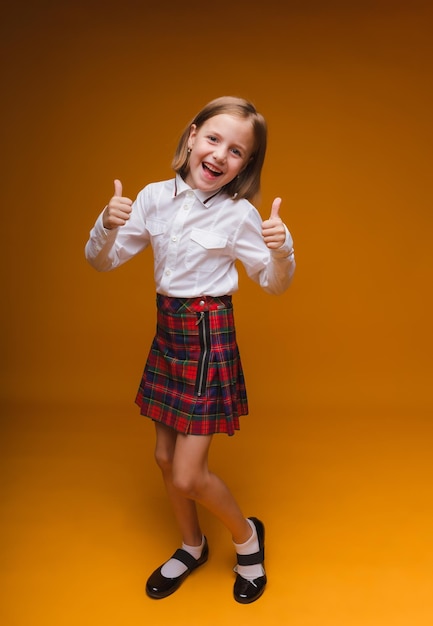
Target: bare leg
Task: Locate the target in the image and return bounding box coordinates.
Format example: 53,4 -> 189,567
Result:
170,431 -> 252,544
154,422 -> 251,544
154,423 -> 203,546
149,423 -> 264,603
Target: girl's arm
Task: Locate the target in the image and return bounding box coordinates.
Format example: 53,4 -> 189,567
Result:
85,180 -> 149,272
234,198 -> 295,295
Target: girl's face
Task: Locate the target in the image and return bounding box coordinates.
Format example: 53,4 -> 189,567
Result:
185,113 -> 254,193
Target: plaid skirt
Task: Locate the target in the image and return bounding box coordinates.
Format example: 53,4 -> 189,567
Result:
135,294 -> 248,436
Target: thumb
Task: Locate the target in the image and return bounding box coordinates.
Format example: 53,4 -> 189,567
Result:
270,197 -> 282,219
114,179 -> 123,197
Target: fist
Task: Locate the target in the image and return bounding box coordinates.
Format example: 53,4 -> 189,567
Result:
262,197 -> 286,249
103,179 -> 133,229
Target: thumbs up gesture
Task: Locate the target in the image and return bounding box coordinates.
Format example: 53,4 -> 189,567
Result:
103,179 -> 133,230
261,197 -> 286,249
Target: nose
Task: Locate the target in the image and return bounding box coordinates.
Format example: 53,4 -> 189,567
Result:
213,148 -> 226,163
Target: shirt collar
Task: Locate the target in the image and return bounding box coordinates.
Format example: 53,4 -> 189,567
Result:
174,174 -> 222,206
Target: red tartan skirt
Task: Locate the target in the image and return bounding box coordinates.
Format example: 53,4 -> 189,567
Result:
135,294 -> 248,436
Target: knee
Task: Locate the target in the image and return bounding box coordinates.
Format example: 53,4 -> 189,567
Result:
154,446 -> 173,475
172,470 -> 207,499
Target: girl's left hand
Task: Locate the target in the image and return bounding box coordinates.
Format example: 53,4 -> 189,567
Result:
262,198 -> 286,249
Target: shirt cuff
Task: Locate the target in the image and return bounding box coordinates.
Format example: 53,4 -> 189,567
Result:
95,210 -> 118,239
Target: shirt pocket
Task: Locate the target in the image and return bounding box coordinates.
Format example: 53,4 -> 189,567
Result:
185,228 -> 228,272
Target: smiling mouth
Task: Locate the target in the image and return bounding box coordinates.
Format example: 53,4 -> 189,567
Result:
202,163 -> 222,177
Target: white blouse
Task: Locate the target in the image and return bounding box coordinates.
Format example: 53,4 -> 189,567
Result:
85,175 -> 295,297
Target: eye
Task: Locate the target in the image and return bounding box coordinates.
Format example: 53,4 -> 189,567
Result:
231,148 -> 242,157
207,135 -> 218,143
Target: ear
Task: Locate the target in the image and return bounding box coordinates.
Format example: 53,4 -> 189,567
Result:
188,124 -> 197,150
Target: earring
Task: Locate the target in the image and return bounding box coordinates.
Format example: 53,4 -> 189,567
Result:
187,148 -> 192,154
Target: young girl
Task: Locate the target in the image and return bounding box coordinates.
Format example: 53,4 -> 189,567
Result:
85,96 -> 295,604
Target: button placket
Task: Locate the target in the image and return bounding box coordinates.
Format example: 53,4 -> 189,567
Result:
160,194 -> 194,291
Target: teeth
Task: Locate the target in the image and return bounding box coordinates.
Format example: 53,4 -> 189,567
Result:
204,163 -> 221,175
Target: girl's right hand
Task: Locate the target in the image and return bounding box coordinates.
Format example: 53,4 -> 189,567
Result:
102,179 -> 133,229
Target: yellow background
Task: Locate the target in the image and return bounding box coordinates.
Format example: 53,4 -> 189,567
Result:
2,1 -> 433,625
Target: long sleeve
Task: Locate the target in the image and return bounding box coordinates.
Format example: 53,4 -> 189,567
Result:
84,202 -> 150,272
233,206 -> 296,295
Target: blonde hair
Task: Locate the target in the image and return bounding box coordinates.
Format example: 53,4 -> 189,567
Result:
172,96 -> 267,201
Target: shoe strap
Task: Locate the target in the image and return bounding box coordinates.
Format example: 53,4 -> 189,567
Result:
171,548 -> 200,570
236,547 -> 264,566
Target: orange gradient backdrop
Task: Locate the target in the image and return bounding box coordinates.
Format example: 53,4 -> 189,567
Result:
3,1 -> 433,417
2,1 -> 432,416
2,2 -> 433,625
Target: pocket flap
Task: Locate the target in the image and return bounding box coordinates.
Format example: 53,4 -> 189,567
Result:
190,228 -> 227,249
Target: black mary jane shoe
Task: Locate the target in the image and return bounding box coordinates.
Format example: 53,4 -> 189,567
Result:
233,517 -> 267,604
146,538 -> 209,599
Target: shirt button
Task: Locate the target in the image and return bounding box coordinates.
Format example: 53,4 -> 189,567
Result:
171,236 -> 177,242
199,300 -> 205,306
165,270 -> 171,276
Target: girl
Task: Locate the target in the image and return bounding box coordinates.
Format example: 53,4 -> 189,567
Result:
85,96 -> 295,604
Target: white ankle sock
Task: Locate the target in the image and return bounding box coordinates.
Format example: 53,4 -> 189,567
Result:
160,536 -> 205,578
233,519 -> 265,581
